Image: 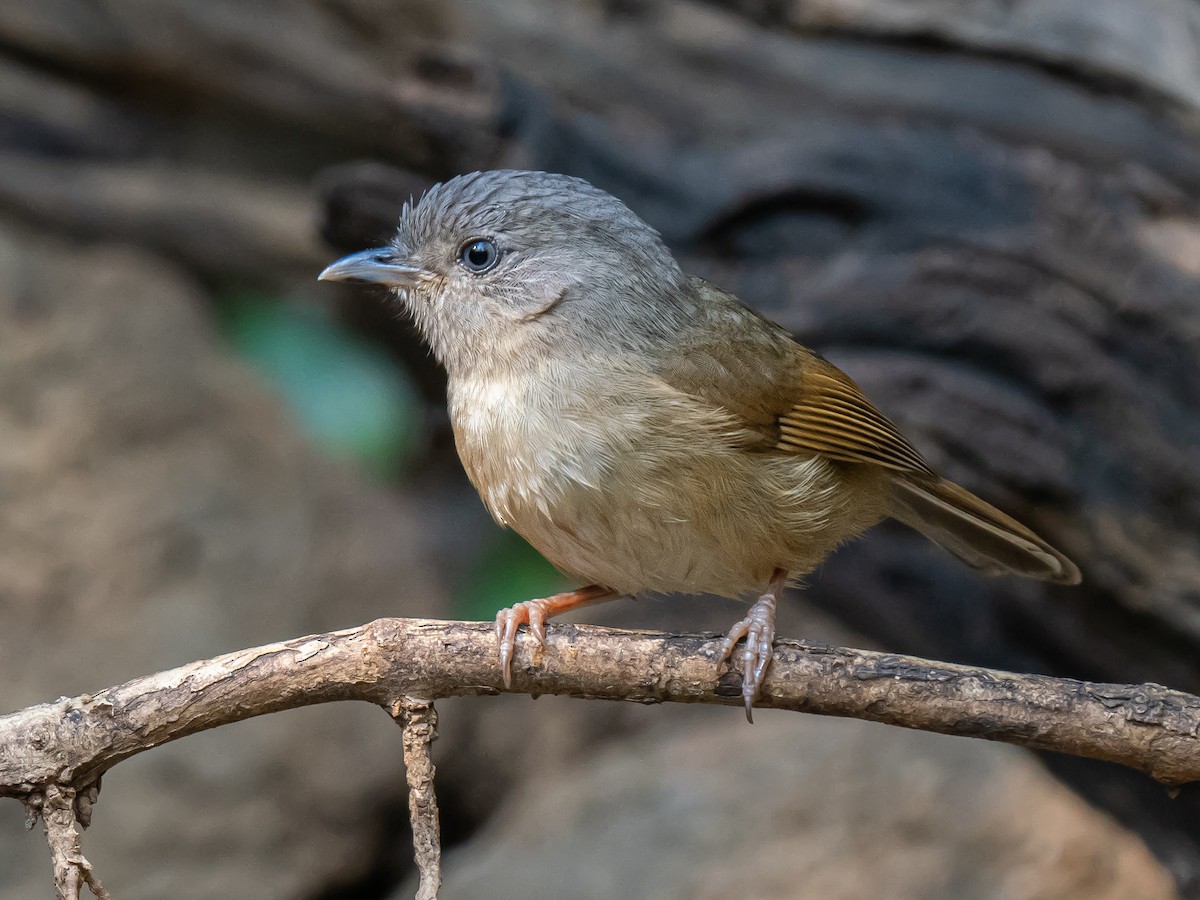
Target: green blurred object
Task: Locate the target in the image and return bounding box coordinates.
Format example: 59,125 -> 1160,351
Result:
456,529 -> 570,620
217,293 -> 422,479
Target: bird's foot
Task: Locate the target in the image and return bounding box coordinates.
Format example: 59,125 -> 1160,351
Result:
718,569 -> 787,722
495,598 -> 553,688
494,585 -> 615,688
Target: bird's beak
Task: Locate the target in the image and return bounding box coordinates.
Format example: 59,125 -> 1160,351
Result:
317,248 -> 430,288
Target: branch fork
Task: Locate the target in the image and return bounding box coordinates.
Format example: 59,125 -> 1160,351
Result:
4,618 -> 1200,898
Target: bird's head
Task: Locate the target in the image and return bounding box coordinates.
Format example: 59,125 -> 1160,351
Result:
319,170 -> 684,376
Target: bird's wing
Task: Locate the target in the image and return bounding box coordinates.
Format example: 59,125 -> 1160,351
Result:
658,278 -> 1079,584
660,277 -> 933,475
774,355 -> 934,475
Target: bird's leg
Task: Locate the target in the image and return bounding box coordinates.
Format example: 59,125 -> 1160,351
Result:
718,567 -> 788,722
495,585 -> 616,687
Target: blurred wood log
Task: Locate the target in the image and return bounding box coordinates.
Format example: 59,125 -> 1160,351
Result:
714,0 -> 1200,110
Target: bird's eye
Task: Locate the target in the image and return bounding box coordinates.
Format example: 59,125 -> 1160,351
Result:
459,238 -> 499,273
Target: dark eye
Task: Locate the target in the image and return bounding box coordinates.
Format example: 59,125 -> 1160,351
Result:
459,238 -> 499,273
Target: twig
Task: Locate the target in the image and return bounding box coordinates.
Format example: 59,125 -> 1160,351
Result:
391,698 -> 441,900
28,785 -> 111,900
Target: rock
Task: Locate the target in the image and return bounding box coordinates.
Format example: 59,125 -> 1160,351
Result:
0,222 -> 446,898
424,711 -> 1179,900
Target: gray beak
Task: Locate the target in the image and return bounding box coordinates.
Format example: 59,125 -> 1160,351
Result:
318,248 -> 428,288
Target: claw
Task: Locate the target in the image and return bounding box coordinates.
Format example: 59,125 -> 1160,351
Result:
528,606 -> 548,647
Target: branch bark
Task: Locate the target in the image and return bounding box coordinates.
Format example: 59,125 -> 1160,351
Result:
391,697 -> 441,900
2,618 -> 1199,800
25,785 -> 111,900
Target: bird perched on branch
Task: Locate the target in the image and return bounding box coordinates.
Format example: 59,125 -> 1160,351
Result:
320,169 -> 1080,717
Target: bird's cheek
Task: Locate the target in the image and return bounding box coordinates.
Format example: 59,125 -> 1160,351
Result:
498,290 -> 566,323
494,270 -> 578,322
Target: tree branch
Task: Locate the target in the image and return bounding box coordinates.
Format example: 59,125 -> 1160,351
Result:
7,617 -> 1200,897
25,785 -> 111,900
3,617 -> 1198,800
391,697 -> 441,900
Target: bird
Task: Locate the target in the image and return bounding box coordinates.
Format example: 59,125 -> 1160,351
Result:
319,169 -> 1080,718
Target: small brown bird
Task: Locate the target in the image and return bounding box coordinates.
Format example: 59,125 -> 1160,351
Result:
320,170 -> 1080,717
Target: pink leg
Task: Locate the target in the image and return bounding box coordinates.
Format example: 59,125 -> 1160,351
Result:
495,585 -> 616,688
718,568 -> 787,722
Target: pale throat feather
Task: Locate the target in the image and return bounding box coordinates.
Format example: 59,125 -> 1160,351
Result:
449,366 -> 602,530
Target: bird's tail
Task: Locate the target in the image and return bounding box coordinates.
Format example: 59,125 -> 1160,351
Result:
890,476 -> 1080,584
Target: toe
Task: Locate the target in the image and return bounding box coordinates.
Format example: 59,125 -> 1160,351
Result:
719,619 -> 750,663
496,605 -> 526,688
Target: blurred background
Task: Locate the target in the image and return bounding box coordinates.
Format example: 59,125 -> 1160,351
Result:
1,1 -> 1199,897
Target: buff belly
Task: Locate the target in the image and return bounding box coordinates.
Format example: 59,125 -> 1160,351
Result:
451,370 -> 890,599
509,450 -> 865,598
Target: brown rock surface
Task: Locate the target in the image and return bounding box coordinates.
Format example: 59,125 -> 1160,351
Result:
427,711 -> 1179,900
0,221 -> 444,897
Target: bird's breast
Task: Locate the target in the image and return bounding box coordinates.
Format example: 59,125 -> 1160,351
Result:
448,369 -> 612,530
446,363 -> 869,597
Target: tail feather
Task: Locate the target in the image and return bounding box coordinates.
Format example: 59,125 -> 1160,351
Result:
891,476 -> 1081,585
